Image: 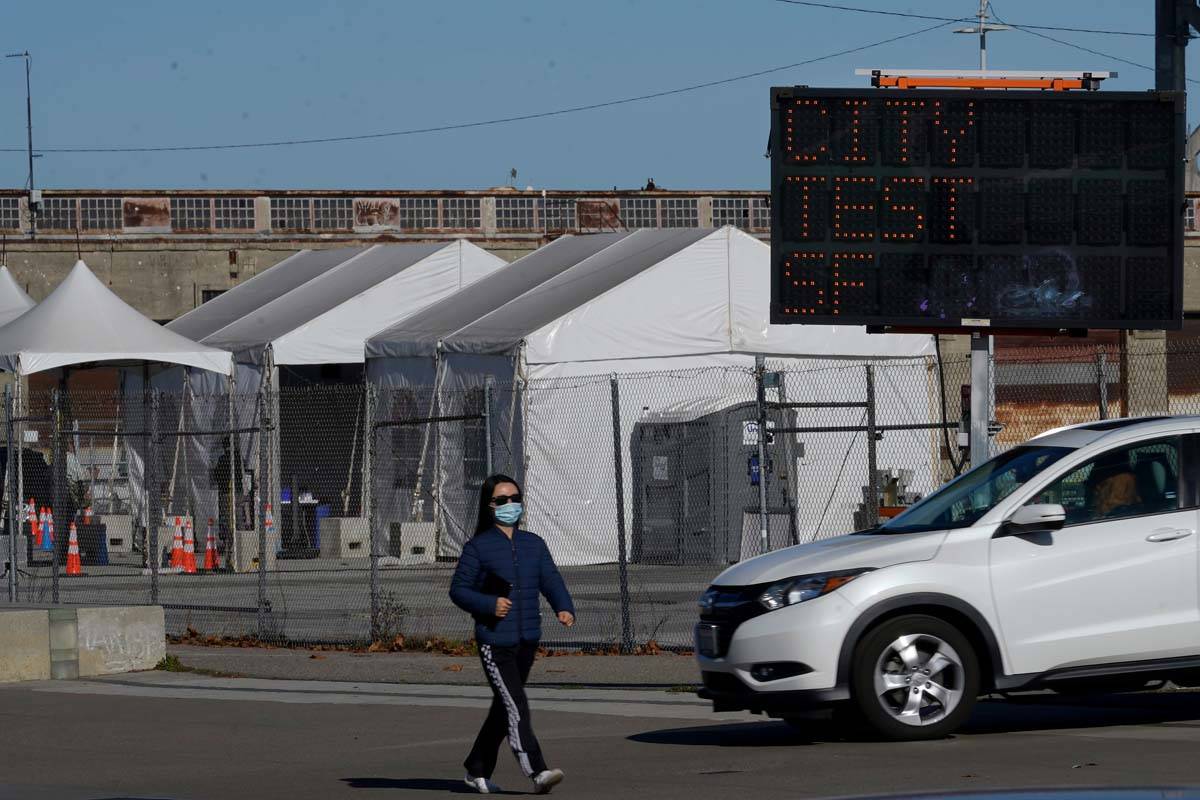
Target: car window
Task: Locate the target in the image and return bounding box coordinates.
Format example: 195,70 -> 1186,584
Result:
1027,437 -> 1182,525
879,445 -> 1071,533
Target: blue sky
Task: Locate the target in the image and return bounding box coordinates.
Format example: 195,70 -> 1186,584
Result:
0,0 -> 1182,190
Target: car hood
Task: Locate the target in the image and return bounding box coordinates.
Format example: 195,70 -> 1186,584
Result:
711,530 -> 948,586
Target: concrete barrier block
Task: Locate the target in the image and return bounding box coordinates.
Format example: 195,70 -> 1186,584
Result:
100,515 -> 134,554
320,517 -> 370,559
77,606 -> 165,677
0,609 -> 51,682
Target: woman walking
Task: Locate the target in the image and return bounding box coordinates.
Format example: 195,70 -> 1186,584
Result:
450,474 -> 575,794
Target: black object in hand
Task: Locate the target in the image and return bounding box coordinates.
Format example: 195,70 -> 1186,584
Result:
480,571 -> 512,597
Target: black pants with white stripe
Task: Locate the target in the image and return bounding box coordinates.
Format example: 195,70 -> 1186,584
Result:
465,641 -> 548,779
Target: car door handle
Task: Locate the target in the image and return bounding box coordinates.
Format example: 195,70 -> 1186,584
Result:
1146,528 -> 1194,543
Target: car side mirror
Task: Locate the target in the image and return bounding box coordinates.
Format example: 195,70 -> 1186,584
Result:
1001,503 -> 1066,536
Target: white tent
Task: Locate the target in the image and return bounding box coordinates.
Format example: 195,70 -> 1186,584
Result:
149,242 -> 507,553
0,260 -> 231,377
0,267 -> 35,328
0,260 -> 231,575
368,227 -> 937,564
200,241 -> 505,368
168,247 -> 370,344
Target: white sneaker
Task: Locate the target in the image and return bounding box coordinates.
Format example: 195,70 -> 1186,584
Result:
532,768 -> 564,794
464,774 -> 500,794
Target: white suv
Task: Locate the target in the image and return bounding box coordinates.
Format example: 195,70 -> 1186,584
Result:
696,416 -> 1200,740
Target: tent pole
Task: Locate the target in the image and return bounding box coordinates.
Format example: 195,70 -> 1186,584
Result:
411,350 -> 446,524
106,418 -> 119,515
344,391 -> 362,517
165,379 -> 186,515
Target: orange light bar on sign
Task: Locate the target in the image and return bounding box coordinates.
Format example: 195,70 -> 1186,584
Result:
877,76 -> 1085,91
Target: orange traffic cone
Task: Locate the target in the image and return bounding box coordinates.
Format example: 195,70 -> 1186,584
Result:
83,506 -> 94,525
203,518 -> 220,571
45,509 -> 55,545
169,516 -> 185,569
65,522 -> 83,577
182,519 -> 197,574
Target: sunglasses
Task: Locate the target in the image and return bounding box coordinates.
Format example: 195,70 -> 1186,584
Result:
490,493 -> 523,506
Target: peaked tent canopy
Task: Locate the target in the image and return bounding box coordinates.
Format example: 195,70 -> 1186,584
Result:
202,241 -> 506,366
441,227 -> 934,364
168,247 -> 369,342
0,260 -> 232,376
365,232 -> 630,360
0,266 -> 35,328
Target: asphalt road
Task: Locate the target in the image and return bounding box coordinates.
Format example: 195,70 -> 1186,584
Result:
10,560 -> 716,648
7,672 -> 1200,800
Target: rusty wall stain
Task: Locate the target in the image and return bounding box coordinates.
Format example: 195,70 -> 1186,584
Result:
578,200 -> 619,230
123,197 -> 171,229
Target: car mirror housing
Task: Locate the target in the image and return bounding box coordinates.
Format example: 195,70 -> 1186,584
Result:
1000,503 -> 1066,536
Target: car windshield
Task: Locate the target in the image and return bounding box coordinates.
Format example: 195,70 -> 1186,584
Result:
876,445 -> 1073,534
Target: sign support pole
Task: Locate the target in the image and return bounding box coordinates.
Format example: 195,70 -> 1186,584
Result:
969,333 -> 991,468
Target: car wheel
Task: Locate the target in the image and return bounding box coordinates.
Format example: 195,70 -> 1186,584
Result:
850,614 -> 980,741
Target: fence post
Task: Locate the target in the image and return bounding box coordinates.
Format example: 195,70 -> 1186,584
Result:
483,381 -> 494,476
367,383 -> 381,641
865,365 -> 879,528
755,356 -> 770,554
257,384 -> 269,638
6,384 -> 16,603
147,390 -> 160,605
51,387 -> 62,604
1096,350 -> 1109,421
609,374 -> 632,654
227,377 -> 238,573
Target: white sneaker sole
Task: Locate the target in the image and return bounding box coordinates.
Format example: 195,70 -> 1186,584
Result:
534,769 -> 564,794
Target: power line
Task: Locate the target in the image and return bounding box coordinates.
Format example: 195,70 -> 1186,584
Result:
0,21 -> 954,155
773,0 -> 1154,37
987,4 -> 1200,85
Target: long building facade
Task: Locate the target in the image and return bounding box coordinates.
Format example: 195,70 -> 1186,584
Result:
3,186 -> 1200,323
0,188 -> 768,321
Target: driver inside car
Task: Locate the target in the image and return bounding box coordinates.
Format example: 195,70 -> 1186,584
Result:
1086,462 -> 1141,520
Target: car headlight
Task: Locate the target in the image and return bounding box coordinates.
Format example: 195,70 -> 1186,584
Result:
757,569 -> 873,611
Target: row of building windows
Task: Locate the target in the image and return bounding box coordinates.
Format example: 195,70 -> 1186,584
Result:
0,195 -> 771,233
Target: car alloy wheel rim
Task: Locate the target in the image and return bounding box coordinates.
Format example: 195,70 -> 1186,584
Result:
873,633 -> 965,727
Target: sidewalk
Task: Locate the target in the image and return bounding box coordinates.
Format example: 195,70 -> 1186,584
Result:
167,644 -> 702,687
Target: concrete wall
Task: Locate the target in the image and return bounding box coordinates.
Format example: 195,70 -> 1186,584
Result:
1,240 -> 538,321
0,608 -> 51,682
0,604 -> 164,683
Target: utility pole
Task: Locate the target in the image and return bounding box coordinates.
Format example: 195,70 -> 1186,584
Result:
5,51 -> 36,239
1155,0 -> 1199,93
953,0 -> 1010,71
953,3 -> 1008,466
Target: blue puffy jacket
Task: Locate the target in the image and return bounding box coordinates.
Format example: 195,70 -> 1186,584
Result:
449,526 -> 575,646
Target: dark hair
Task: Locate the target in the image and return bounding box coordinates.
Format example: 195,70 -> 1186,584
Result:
475,473 -> 523,535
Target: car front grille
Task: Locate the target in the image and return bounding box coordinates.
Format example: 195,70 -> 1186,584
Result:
698,584 -> 769,657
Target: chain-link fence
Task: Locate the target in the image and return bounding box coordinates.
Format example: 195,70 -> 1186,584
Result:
4,344 -> 1199,650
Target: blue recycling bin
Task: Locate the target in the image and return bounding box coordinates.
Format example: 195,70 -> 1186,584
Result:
313,505 -> 331,552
